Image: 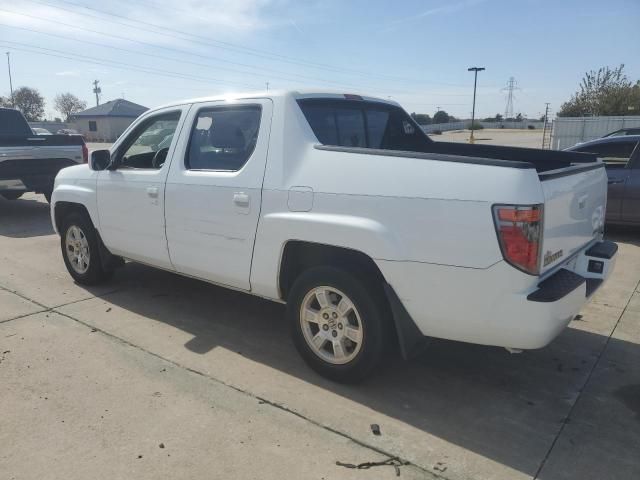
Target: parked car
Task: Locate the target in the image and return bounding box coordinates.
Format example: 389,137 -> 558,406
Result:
0,108 -> 87,202
56,128 -> 80,135
51,91 -> 616,382
137,127 -> 174,148
31,127 -> 52,135
602,128 -> 640,138
566,136 -> 640,225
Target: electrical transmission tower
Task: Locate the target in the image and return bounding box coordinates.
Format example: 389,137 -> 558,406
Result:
502,77 -> 519,119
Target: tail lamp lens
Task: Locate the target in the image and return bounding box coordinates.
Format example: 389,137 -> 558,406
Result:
493,204 -> 543,275
82,143 -> 88,163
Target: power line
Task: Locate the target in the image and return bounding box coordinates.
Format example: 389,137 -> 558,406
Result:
14,0 -> 493,89
0,41 -> 261,90
0,23 -> 367,90
20,0 -> 425,83
0,9 -> 371,88
28,0 -> 363,75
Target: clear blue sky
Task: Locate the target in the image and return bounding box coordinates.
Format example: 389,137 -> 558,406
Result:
1,0 -> 639,120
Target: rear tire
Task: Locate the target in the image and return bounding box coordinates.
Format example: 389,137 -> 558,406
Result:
60,212 -> 113,285
287,266 -> 388,383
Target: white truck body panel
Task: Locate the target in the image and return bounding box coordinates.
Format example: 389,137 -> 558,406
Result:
51,90 -> 616,352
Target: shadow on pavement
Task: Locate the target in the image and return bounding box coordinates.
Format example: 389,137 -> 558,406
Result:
4,201 -> 639,478
0,195 -> 54,238
87,257 -> 639,479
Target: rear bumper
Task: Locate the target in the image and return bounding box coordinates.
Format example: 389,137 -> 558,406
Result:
377,240 -> 617,350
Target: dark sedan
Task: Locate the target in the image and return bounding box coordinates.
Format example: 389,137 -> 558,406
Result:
566,136 -> 640,225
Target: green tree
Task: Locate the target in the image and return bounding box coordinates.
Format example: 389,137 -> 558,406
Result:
410,112 -> 432,125
483,113 -> 503,122
433,110 -> 450,124
10,87 -> 45,121
54,93 -> 87,122
559,65 -> 639,116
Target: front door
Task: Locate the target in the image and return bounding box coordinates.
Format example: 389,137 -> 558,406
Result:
576,140 -> 638,223
165,99 -> 273,290
97,107 -> 186,269
621,144 -> 640,224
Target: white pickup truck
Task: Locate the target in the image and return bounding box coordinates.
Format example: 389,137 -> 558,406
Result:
51,91 -> 617,382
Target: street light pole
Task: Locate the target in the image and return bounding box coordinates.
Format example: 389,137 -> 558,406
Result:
6,52 -> 14,106
467,66 -> 485,144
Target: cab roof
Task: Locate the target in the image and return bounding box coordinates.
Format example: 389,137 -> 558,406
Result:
152,90 -> 401,112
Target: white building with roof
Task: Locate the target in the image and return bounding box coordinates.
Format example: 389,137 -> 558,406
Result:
72,99 -> 148,142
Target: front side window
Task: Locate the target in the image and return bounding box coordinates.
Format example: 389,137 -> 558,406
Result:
186,105 -> 261,171
117,112 -> 180,169
576,141 -> 638,167
298,99 -> 433,152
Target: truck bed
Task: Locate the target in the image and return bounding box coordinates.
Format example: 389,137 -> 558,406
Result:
316,142 -> 600,175
425,141 -> 599,173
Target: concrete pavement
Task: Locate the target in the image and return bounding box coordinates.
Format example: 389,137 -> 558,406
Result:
1,193 -> 639,479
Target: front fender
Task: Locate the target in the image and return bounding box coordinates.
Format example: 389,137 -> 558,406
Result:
51,173 -> 99,234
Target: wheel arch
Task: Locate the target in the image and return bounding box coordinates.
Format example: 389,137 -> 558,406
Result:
53,201 -> 95,234
278,240 -> 427,360
278,240 -> 386,301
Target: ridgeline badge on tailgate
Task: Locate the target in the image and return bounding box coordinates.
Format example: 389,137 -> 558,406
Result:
544,249 -> 564,267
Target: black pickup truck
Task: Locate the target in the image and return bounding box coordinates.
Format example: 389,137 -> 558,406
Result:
0,108 -> 87,202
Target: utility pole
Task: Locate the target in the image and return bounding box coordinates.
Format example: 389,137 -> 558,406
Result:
265,81 -> 269,91
6,52 -> 14,106
542,103 -> 552,149
92,79 -> 101,106
467,67 -> 485,144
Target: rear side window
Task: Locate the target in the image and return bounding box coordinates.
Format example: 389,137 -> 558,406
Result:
186,105 -> 261,171
0,109 -> 32,136
298,99 -> 432,152
575,141 -> 638,166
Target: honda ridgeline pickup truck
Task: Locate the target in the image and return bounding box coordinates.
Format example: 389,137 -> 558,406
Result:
0,108 -> 87,202
50,91 -> 617,382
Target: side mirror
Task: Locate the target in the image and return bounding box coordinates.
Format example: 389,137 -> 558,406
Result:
89,149 -> 111,171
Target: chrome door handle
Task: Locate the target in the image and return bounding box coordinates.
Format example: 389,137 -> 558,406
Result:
233,192 -> 250,207
146,186 -> 159,198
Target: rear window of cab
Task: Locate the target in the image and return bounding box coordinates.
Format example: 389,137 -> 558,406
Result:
297,99 -> 433,152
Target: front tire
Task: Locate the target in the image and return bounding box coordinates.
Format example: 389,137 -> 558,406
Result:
287,266 -> 388,383
60,212 -> 113,285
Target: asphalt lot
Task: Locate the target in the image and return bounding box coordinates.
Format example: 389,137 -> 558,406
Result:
1,193 -> 639,480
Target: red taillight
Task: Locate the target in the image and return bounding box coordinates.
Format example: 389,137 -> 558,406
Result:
82,143 -> 88,163
493,205 -> 543,275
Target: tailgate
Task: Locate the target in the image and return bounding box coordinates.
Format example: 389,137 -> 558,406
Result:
539,164 -> 607,274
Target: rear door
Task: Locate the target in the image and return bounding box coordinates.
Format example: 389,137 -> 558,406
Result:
621,144 -> 640,224
573,140 -> 638,223
165,99 -> 272,290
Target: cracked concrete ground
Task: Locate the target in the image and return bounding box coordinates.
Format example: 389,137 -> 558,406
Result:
1,193 -> 639,480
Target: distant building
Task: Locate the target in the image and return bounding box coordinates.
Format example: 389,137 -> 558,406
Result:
72,99 -> 148,142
